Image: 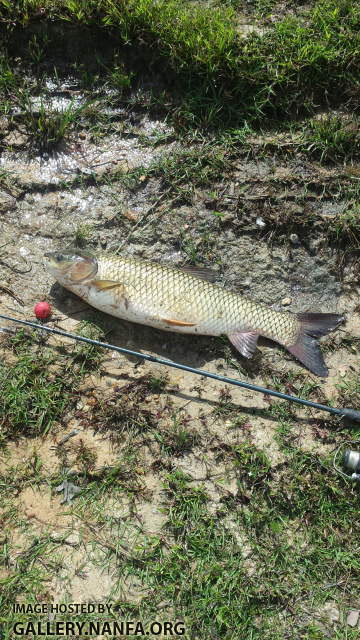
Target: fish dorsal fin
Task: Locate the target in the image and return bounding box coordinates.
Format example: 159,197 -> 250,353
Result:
228,331 -> 259,358
91,280 -> 126,293
178,266 -> 218,282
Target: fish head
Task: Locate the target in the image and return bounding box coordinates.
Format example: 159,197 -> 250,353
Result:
43,249 -> 98,285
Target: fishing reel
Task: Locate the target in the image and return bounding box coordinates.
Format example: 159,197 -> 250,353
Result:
334,441 -> 360,483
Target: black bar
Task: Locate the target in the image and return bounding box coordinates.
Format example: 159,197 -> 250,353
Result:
1,313 -> 359,423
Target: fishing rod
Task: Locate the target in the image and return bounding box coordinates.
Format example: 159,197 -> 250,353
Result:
1,312 -> 360,424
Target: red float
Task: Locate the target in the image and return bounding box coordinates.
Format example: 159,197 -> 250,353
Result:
34,301 -> 51,319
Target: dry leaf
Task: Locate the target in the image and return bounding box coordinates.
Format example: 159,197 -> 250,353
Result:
125,210 -> 139,222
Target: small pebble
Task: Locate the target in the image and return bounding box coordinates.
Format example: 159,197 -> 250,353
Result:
79,132 -> 86,140
290,233 -> 299,244
256,217 -> 266,227
76,401 -> 83,411
153,394 -> 159,399
139,174 -> 147,182
99,236 -> 107,247
282,297 -> 291,306
339,364 -> 347,378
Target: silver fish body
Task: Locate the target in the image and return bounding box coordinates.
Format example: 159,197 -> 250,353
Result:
43,249 -> 344,377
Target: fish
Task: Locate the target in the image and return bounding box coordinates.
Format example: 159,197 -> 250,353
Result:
43,249 -> 344,377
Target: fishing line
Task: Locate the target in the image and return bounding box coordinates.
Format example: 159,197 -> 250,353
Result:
1,312 -> 360,423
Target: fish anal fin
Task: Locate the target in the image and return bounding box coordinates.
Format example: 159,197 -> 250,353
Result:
178,266 -> 218,282
91,280 -> 126,293
228,331 -> 259,358
161,318 -> 197,327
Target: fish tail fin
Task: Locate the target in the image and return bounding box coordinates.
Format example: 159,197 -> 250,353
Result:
286,313 -> 344,377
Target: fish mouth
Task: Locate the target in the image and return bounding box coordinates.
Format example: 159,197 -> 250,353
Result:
43,250 -> 98,282
42,252 -> 70,276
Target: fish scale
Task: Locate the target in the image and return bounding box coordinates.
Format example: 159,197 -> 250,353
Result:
94,253 -> 301,344
43,249 -> 344,377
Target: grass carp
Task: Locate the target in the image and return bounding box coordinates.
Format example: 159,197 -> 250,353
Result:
43,249 -> 344,377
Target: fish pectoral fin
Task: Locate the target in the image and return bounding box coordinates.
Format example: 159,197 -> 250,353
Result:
178,266 -> 219,282
228,331 -> 259,358
161,318 -> 197,327
91,280 -> 126,293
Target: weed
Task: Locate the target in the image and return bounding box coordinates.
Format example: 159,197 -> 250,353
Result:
74,220 -> 93,243
28,35 -> 49,69
104,57 -> 133,92
72,62 -> 100,90
154,410 -> 199,457
21,95 -> 99,149
146,373 -> 169,394
120,144 -> 229,202
72,438 -> 98,473
336,366 -> 360,411
303,114 -> 360,162
178,223 -> 199,265
326,202 -> 360,250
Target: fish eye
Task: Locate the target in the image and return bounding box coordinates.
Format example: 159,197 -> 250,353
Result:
55,254 -> 63,263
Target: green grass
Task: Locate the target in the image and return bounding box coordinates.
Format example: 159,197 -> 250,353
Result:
0,324 -> 103,444
336,368 -> 360,411
119,143 -> 230,198
1,321 -> 360,638
74,220 -> 93,243
143,457 -> 360,638
0,49 -> 100,148
302,114 -> 360,162
4,443 -> 360,639
1,0 -> 360,128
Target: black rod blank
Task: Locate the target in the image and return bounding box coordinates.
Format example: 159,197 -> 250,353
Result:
1,313 -> 359,424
